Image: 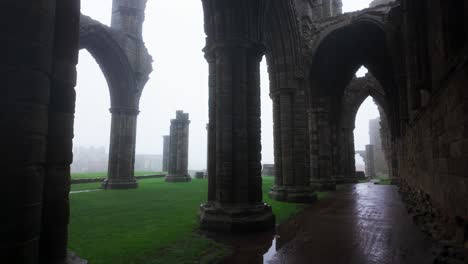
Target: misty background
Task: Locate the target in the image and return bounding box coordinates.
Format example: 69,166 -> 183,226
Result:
74,0 -> 379,172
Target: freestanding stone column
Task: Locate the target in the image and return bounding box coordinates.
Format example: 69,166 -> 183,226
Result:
309,98 -> 336,191
365,144 -> 376,178
165,111 -> 191,182
102,107 -> 139,189
199,43 -> 275,232
162,135 -> 170,172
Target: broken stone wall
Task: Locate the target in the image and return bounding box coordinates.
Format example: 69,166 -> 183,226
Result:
396,0 -> 468,243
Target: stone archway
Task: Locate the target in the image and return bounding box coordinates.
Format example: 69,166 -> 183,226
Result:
306,7 -> 400,190
336,74 -> 392,183
200,0 -> 310,231
78,13 -> 152,189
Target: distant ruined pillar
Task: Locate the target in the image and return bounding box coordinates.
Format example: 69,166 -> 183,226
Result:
162,135 -> 170,172
165,111 -> 191,182
365,144 -> 376,178
309,98 -> 336,191
103,108 -> 139,189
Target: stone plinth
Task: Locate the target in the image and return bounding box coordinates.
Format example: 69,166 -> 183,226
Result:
199,203 -> 275,232
165,111 -> 191,183
269,185 -> 317,203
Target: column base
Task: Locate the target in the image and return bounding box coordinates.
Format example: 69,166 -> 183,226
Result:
68,251 -> 88,264
335,177 -> 360,184
268,185 -> 317,203
310,179 -> 336,191
165,175 -> 192,183
101,179 -> 138,190
199,202 -> 275,232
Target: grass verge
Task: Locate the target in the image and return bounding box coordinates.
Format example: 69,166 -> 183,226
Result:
69,177 -> 325,263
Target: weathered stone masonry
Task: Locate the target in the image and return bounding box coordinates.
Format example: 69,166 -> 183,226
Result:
162,135 -> 170,172
165,111 -> 191,183
80,0 -> 152,190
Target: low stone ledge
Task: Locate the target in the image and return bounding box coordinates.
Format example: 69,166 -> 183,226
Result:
71,174 -> 166,184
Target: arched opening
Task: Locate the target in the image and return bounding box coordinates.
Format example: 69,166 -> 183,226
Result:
353,96 -> 389,179
260,56 -> 274,177
308,18 -> 396,187
71,50 -> 111,180
140,0 -> 207,175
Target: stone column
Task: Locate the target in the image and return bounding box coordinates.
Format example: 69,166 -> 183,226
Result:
206,57 -> 216,199
269,89 -> 316,203
40,0 -> 80,263
365,144 -> 376,178
162,135 -> 170,172
1,1 -> 57,261
165,111 -> 191,182
103,108 -> 139,189
199,45 -> 275,232
309,99 -> 336,191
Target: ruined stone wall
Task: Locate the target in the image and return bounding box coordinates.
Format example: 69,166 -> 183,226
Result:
396,0 -> 468,243
369,118 -> 389,176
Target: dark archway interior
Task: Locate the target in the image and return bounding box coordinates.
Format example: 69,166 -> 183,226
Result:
310,20 -> 394,98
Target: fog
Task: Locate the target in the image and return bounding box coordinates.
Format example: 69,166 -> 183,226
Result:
75,0 -> 378,170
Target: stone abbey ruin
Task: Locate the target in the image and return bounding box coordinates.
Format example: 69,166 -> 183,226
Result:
2,0 -> 468,263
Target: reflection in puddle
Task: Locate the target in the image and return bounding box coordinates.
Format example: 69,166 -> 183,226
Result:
263,237 -> 277,263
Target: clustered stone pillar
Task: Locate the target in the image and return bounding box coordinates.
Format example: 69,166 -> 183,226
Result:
162,135 -> 170,172
268,87 -> 316,203
165,111 -> 191,182
309,98 -> 336,191
199,43 -> 275,231
365,144 -> 376,178
1,0 -> 80,262
103,108 -> 139,189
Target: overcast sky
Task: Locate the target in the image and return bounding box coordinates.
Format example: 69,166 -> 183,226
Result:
75,0 -> 379,170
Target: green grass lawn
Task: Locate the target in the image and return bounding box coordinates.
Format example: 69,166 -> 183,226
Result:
70,182 -> 102,192
374,176 -> 392,185
71,171 -> 162,179
69,177 -> 325,263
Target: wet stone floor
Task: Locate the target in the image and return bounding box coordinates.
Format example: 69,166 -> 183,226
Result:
210,182 -> 435,264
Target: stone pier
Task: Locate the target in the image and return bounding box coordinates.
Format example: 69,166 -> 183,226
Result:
198,5 -> 275,229
308,99 -> 336,191
165,111 -> 191,183
102,108 -> 139,189
162,135 -> 170,172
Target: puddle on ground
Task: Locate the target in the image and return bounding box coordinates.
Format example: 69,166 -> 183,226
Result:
201,214 -> 300,264
201,183 -> 434,264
